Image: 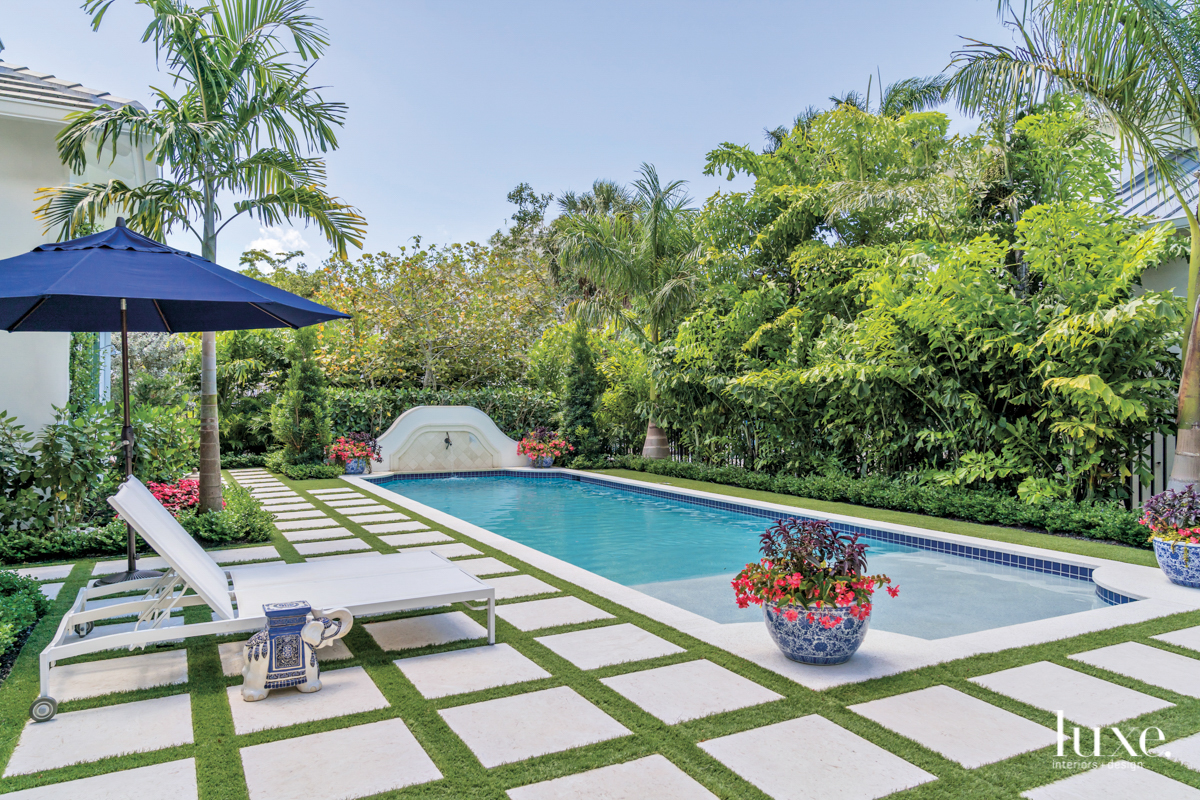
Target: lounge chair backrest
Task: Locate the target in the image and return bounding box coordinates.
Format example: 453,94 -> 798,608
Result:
108,476 -> 236,620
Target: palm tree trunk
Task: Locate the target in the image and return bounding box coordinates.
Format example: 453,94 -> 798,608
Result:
641,326 -> 669,458
1168,206 -> 1200,492
198,181 -> 222,513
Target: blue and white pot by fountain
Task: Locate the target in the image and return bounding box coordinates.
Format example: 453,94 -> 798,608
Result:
1153,538 -> 1200,588
343,458 -> 367,475
763,603 -> 870,665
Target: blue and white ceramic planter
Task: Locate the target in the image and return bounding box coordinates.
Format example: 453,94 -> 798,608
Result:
532,456 -> 554,468
343,458 -> 367,475
762,603 -> 871,665
1153,538 -> 1200,588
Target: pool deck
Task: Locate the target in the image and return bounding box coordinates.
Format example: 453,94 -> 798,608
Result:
357,468 -> 1200,691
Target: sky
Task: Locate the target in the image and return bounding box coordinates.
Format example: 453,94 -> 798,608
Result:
0,1 -> 1013,266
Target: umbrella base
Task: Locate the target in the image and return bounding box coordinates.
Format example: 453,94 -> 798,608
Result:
96,568 -> 164,585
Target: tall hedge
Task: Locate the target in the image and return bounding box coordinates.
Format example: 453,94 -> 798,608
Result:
327,386 -> 558,440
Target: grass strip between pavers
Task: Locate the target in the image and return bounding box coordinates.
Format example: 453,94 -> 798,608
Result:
0,469 -> 1195,798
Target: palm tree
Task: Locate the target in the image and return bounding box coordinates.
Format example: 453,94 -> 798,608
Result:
947,0 -> 1200,489
37,0 -> 366,512
556,164 -> 700,457
829,75 -> 948,117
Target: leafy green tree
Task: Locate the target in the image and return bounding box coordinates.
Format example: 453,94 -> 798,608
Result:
561,322 -> 602,457
557,164 -> 700,456
37,0 -> 365,511
948,0 -> 1200,490
270,327 -> 329,465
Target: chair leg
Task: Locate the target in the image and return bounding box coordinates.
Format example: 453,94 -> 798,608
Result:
488,597 -> 495,644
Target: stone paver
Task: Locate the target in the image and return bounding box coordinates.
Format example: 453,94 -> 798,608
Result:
396,642 -> 550,698
1154,730 -> 1200,772
537,623 -> 684,670
849,685 -> 1057,768
16,564 -> 73,581
496,597 -> 615,632
969,661 -> 1173,727
367,521 -> 432,534
486,574 -> 560,600
333,503 -> 391,515
1153,625 -> 1200,654
255,501 -> 312,512
700,714 -> 936,800
281,526 -> 354,542
211,546 -> 280,564
322,497 -> 379,508
348,512 -> 411,524
308,552 -> 382,562
50,650 -> 188,702
455,557 -> 517,576
240,718 -> 440,800
5,694 -> 193,776
378,530 -> 452,545
1,758 -> 198,800
310,487 -> 357,494
407,542 -> 483,558
601,659 -> 781,724
40,582 -> 64,600
311,490 -> 364,498
272,509 -> 326,521
507,754 -> 718,800
365,611 -> 487,651
219,638 -> 353,677
1022,761 -> 1200,799
275,518 -> 341,531
440,686 -> 630,768
225,666 -> 388,734
94,556 -> 168,575
1070,642 -> 1200,698
293,538 -> 372,556
256,496 -> 306,506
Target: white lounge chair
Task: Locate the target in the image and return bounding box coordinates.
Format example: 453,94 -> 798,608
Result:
30,476 -> 495,722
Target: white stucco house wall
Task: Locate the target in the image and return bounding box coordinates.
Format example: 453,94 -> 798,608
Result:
0,59 -> 151,432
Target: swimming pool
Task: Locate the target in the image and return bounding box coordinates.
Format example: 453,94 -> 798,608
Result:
375,473 -> 1112,639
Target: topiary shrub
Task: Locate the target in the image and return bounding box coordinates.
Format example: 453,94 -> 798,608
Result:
561,322 -> 603,457
270,327 -> 330,466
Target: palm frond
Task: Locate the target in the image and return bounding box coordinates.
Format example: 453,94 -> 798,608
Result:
35,178 -> 204,242
232,185 -> 366,255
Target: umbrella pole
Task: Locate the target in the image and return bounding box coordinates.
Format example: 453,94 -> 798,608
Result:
97,299 -> 161,585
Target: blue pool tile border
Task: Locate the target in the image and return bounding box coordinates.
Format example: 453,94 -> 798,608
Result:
368,470 -> 1139,605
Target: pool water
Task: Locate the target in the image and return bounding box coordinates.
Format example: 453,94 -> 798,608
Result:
379,475 -> 1107,639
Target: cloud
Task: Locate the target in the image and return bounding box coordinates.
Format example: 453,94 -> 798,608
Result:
247,226 -> 309,254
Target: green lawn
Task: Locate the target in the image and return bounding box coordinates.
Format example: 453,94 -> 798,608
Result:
593,468 -> 1159,568
0,471 -> 1195,798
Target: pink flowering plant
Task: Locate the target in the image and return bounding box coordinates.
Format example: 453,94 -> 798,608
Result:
147,478 -> 200,514
732,518 -> 897,627
325,433 -> 380,467
517,427 -> 574,462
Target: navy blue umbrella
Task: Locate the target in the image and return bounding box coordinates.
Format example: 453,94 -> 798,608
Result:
0,219 -> 349,582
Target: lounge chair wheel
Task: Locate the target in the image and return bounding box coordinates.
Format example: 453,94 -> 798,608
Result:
29,696 -> 57,722
74,622 -> 93,637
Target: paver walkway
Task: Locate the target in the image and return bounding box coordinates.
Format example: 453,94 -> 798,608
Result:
3,466 -> 1199,799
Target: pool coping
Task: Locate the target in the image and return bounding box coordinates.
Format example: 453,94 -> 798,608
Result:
348,468 -> 1200,690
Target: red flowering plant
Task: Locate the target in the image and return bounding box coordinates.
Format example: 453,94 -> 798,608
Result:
147,478 -> 200,515
326,433 -> 380,467
732,518 -> 897,627
517,427 -> 574,462
1140,486 -> 1200,545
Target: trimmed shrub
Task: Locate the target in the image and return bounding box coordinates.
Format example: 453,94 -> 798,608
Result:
264,452 -> 343,481
178,484 -> 275,545
270,328 -> 331,466
0,569 -> 53,656
561,323 -> 602,457
222,452 -> 267,469
605,456 -> 1148,549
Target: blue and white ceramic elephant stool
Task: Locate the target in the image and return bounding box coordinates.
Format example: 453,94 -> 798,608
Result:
241,601 -> 354,702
